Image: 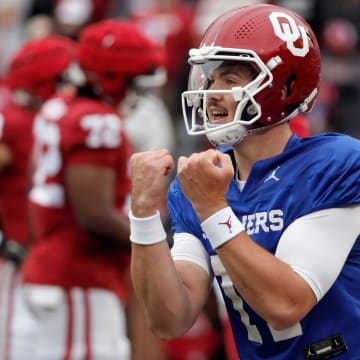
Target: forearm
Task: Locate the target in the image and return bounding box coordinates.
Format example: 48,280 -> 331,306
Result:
130,241 -> 195,339
126,290 -> 167,360
128,149 -> 201,337
211,207 -> 360,330
0,142 -> 12,171
216,233 -> 316,329
196,203 -> 317,330
81,211 -> 131,249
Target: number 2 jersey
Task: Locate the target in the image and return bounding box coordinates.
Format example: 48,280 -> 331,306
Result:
22,94 -> 132,300
168,133 -> 360,359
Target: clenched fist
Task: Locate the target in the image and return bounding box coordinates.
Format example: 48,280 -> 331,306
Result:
130,149 -> 174,217
177,149 -> 234,221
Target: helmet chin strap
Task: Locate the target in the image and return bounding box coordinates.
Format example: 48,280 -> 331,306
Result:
206,122 -> 248,147
206,108 -> 302,147
247,94 -> 316,138
242,89 -> 319,140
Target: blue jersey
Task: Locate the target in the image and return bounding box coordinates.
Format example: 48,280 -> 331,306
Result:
168,133 -> 360,359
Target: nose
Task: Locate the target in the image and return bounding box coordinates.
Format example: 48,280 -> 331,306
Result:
207,78 -> 221,91
207,81 -> 224,100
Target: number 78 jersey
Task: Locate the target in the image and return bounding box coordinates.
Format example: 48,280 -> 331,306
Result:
24,94 -> 132,297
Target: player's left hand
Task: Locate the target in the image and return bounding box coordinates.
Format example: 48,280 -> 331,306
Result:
177,149 -> 234,221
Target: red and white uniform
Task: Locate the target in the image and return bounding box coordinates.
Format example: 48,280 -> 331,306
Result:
10,94 -> 132,359
0,80 -> 11,111
0,102 -> 35,245
0,102 -> 35,360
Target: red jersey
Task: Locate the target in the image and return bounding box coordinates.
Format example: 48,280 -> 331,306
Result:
0,102 -> 35,245
0,80 -> 11,111
22,95 -> 132,299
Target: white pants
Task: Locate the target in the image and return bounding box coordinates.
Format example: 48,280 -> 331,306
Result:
8,285 -> 130,360
0,258 -> 20,360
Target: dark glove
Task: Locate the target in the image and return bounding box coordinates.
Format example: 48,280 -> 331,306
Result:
0,231 -> 27,266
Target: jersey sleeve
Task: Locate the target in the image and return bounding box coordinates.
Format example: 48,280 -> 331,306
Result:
307,135 -> 360,210
0,106 -> 33,145
276,205 -> 360,301
171,232 -> 212,276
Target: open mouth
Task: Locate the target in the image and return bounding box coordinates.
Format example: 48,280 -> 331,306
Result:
209,109 -> 228,124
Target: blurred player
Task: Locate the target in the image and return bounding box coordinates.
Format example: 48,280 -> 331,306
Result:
119,67 -> 176,155
130,0 -> 196,119
0,35 -> 76,359
9,20 -> 166,359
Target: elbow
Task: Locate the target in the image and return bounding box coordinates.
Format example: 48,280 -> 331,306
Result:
150,324 -> 183,341
267,305 -> 305,331
266,291 -> 316,330
268,318 -> 299,332
76,211 -> 107,233
148,316 -> 190,341
145,307 -> 193,341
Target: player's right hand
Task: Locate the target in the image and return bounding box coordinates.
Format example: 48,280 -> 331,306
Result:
129,149 -> 174,217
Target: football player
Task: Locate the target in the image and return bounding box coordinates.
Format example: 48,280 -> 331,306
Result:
0,35 -> 76,359
129,4 -> 360,360
10,20 -> 166,359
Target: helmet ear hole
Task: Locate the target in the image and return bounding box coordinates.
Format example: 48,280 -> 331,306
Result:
285,74 -> 296,98
244,101 -> 257,120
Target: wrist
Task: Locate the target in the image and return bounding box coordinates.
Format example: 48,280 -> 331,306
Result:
131,200 -> 160,218
201,206 -> 245,249
195,202 -> 229,223
129,210 -> 167,245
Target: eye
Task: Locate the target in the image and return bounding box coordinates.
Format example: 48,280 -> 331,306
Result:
225,78 -> 237,85
204,78 -> 214,89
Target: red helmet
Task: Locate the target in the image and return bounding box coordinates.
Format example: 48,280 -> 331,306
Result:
6,36 -> 76,101
181,4 -> 321,146
77,19 -> 167,100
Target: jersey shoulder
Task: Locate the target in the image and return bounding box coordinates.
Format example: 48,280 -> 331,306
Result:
65,97 -> 119,119
42,96 -> 126,151
0,103 -> 35,143
285,133 -> 360,209
302,132 -> 360,157
291,133 -> 360,174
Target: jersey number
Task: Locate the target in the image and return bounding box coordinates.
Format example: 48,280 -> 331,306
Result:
211,255 -> 303,343
30,103 -> 123,207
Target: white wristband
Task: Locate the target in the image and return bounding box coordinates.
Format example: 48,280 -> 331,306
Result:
129,210 -> 167,245
201,207 -> 245,249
